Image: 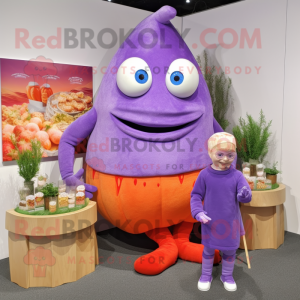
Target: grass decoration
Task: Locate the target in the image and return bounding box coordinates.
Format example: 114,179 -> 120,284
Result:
13,139 -> 43,182
232,109 -> 272,163
265,162 -> 281,175
252,183 -> 279,191
196,50 -> 232,130
15,198 -> 90,215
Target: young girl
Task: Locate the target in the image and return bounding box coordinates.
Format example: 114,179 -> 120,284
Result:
190,132 -> 252,292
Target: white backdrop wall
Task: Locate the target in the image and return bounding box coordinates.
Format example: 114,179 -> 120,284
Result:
282,0 -> 300,235
0,0 -> 182,260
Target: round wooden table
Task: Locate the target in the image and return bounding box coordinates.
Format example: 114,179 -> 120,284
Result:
239,184 -> 286,250
5,201 -> 99,288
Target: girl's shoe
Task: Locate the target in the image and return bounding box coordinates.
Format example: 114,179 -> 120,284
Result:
197,276 -> 213,291
220,276 -> 237,292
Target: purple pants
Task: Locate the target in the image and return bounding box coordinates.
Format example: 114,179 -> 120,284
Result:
200,246 -> 236,284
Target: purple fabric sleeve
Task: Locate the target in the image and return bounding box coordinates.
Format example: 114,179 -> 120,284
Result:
190,171 -> 206,218
213,117 -> 223,133
58,107 -> 97,179
236,174 -> 252,203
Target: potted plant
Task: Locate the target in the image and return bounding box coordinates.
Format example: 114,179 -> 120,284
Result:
265,162 -> 281,184
15,140 -> 43,194
196,51 -> 232,131
40,183 -> 59,210
233,109 -> 272,176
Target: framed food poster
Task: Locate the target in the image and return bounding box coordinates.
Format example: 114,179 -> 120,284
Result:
1,56 -> 93,162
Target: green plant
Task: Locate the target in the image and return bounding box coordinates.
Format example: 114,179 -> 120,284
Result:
265,162 -> 281,175
15,140 -> 43,182
232,109 -> 272,162
196,51 -> 232,130
40,183 -> 59,197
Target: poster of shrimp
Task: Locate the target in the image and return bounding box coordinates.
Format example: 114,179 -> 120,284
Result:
1,56 -> 93,162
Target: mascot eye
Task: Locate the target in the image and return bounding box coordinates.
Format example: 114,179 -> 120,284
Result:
117,57 -> 152,97
135,70 -> 148,84
170,71 -> 184,85
166,58 -> 199,98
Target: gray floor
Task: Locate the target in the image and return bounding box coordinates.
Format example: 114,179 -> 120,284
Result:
0,229 -> 300,300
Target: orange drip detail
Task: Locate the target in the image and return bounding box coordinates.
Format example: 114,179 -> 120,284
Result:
193,181 -> 195,187
134,179 -> 137,185
143,182 -> 146,187
178,174 -> 184,184
115,176 -> 123,196
92,168 -> 96,180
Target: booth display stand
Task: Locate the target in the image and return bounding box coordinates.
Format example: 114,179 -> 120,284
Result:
5,201 -> 98,288
239,184 -> 286,250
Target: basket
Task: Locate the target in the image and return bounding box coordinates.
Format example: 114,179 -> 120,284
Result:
44,93 -> 61,121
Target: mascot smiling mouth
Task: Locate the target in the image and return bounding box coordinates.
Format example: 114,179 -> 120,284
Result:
114,116 -> 199,133
111,113 -> 202,141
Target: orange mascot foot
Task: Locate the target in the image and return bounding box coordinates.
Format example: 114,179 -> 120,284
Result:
134,227 -> 178,275
173,221 -> 221,264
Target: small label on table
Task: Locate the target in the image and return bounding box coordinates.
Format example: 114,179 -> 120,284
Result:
35,207 -> 45,212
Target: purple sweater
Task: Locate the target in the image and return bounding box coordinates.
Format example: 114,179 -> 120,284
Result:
190,165 -> 252,250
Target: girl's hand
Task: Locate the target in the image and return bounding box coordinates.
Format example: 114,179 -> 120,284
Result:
238,186 -> 250,198
195,211 -> 212,224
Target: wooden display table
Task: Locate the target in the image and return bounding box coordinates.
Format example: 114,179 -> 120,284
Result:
239,184 -> 286,250
5,201 -> 99,288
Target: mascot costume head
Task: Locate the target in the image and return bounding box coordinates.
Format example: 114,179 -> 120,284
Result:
59,5 -> 231,275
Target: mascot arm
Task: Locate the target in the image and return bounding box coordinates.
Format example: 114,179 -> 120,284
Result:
213,117 -> 223,133
58,107 -> 98,198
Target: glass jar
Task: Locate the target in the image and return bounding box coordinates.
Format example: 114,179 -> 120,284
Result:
67,186 -> 76,208
26,195 -> 35,211
245,176 -> 256,190
37,173 -> 48,187
58,192 -> 69,209
242,162 -> 251,176
256,177 -> 267,190
58,179 -> 66,193
18,187 -> 31,211
265,179 -> 272,189
35,192 -> 45,210
256,164 -> 265,177
49,198 -> 57,213
76,192 -> 85,206
76,185 -> 86,197
24,181 -> 34,195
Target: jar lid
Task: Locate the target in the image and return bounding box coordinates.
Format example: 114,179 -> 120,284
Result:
49,201 -> 56,205
76,192 -> 85,197
26,195 -> 35,200
77,185 -> 85,191
257,164 -> 264,168
59,192 -> 68,197
35,192 -> 44,197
